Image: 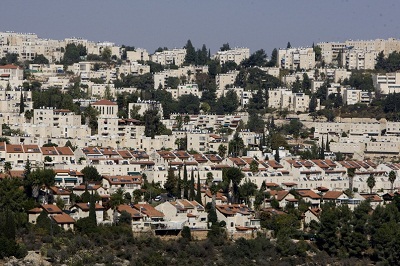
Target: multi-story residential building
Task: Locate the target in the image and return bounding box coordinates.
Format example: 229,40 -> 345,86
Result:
155,199 -> 207,229
128,99 -> 163,118
213,47 -> 250,65
373,72 -> 400,95
92,99 -> 118,136
343,49 -> 378,70
268,88 -> 313,112
33,108 -> 81,127
343,88 -> 374,105
0,64 -> 24,81
126,48 -> 149,62
216,71 -> 239,91
153,65 -> 208,89
317,38 -> 400,67
166,84 -> 201,99
102,175 -> 142,195
278,47 -> 315,70
150,48 -> 186,66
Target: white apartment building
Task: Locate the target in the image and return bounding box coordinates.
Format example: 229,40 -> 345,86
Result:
268,88 -> 312,112
153,65 -> 208,89
126,48 -> 149,62
166,84 -> 201,99
259,67 -> 280,78
0,88 -> 33,113
150,48 -> 186,66
117,62 -> 150,76
317,38 -> 400,66
216,71 -> 239,91
128,99 -> 163,118
373,72 -> 400,95
343,88 -> 374,105
0,64 -> 23,81
278,47 -> 315,70
349,122 -> 382,136
343,49 -> 378,70
33,108 -> 81,127
386,122 -> 400,135
213,47 -> 250,65
29,63 -> 64,77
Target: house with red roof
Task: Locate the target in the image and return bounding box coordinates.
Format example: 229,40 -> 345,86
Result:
28,204 -> 63,224
303,207 -> 322,225
215,204 -> 260,233
0,64 -> 23,80
70,203 -> 105,224
51,213 -> 75,230
155,199 -> 207,229
267,190 -> 297,209
102,175 -> 142,195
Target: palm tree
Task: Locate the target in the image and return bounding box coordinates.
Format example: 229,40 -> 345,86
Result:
367,174 -> 376,194
4,162 -> 12,177
389,170 -> 397,192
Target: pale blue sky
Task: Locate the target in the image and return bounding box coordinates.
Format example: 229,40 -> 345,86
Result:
1,0 -> 399,56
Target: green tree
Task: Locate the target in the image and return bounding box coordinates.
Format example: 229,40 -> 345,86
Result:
32,54 -> 49,64
118,210 -> 132,226
275,148 -> 280,163
228,132 -> 245,157
389,170 -> 397,192
82,104 -> 99,134
3,162 -> 12,176
189,169 -> 195,201
247,113 -> 265,133
101,47 -> 112,61
195,173 -> 202,204
181,226 -> 192,241
223,167 -> 244,203
367,174 -> 376,194
19,90 -> 24,114
220,43 -> 230,51
184,40 -> 196,65
183,165 -> 189,199
241,49 -> 268,68
164,167 -> 177,196
88,193 -> 97,226
267,48 -> 278,67
239,179 -> 258,205
218,144 -> 227,158
81,166 -> 101,182
109,188 -> 127,209
62,43 -> 87,65
347,168 -> 356,192
250,160 -> 259,174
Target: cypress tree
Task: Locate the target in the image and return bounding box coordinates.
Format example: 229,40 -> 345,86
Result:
183,164 -> 188,199
195,172 -> 202,204
176,168 -> 182,199
19,90 -> 24,114
189,169 -> 195,200
320,137 -> 325,159
275,148 -> 280,163
88,192 -> 97,226
326,136 -> 330,152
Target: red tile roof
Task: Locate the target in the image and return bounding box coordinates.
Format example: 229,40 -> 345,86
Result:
41,204 -> 63,214
92,99 -> 117,106
52,213 -> 75,224
323,191 -> 344,200
133,204 -> 164,218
